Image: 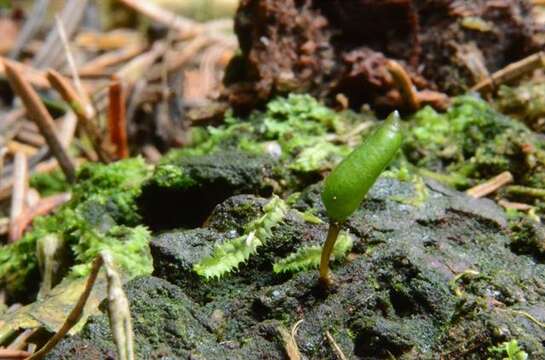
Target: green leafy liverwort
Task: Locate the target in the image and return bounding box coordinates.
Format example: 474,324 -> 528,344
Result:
193,195 -> 288,279
319,112 -> 403,286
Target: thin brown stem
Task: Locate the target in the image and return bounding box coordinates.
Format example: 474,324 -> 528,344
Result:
47,69 -> 112,163
319,222 -> 342,286
28,256 -> 103,360
386,60 -> 420,111
472,51 -> 545,93
3,60 -> 76,183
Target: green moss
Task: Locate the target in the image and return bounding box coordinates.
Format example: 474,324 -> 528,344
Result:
273,231 -> 353,274
161,94 -> 359,182
405,95 -> 545,186
488,339 -> 528,360
194,196 -> 288,279
152,164 -> 197,188
0,158 -> 153,296
497,83 -> 545,129
29,170 -> 69,196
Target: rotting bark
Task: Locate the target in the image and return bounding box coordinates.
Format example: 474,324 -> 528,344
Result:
224,0 -> 543,113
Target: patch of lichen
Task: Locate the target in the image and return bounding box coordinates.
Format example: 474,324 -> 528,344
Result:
405,95 -> 545,187
0,158 -> 153,298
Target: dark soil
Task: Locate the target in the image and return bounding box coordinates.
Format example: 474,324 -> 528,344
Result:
47,176 -> 545,359
224,0 -> 542,113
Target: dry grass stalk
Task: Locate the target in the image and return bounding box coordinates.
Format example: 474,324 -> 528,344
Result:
9,193 -> 71,242
472,51 -> 545,93
3,60 -> 77,183
118,0 -> 202,36
47,69 -> 112,163
102,251 -> 135,360
498,199 -> 533,211
9,152 -> 27,243
325,331 -> 348,360
79,45 -> 146,76
0,57 -> 49,89
465,171 -> 514,198
277,324 -> 301,360
108,80 -> 129,159
28,256 -> 104,360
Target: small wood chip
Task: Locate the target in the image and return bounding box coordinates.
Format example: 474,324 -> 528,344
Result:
465,171 -> 513,198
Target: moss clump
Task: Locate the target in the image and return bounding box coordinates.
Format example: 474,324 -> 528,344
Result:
193,196 -> 288,279
29,169 -> 69,197
405,95 -> 545,187
497,83 -> 545,131
161,94 -> 359,179
273,231 -> 353,274
0,158 -> 153,297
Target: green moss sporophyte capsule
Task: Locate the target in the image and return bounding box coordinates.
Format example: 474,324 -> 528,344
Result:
319,111 -> 403,285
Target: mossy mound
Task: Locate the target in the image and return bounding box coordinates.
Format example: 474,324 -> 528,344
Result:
0,158 -> 153,301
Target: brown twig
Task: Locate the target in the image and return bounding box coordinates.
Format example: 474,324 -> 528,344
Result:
102,251 -> 135,360
472,51 -> 545,93
108,80 -> 129,159
3,60 -> 76,183
79,45 -> 145,76
15,130 -> 45,148
277,324 -> 301,360
0,57 -> 49,89
7,329 -> 36,351
28,256 -> 104,360
325,331 -> 348,360
0,349 -> 31,359
465,171 -> 514,198
47,69 -> 112,163
498,199 -> 533,211
9,153 -> 27,243
9,193 -> 71,242
55,16 -> 87,103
